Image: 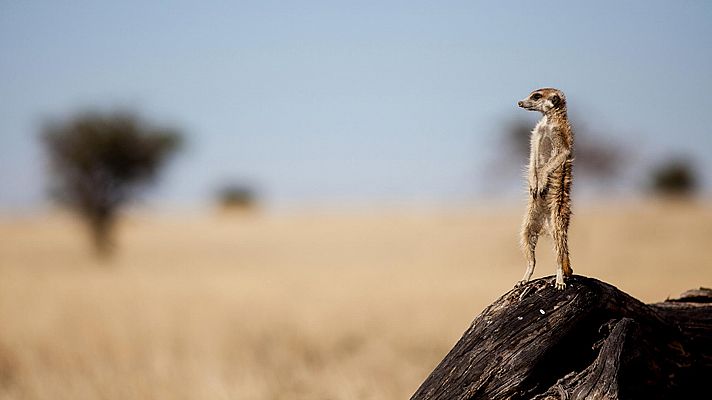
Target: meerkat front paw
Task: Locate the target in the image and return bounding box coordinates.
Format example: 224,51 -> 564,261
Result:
515,279 -> 529,288
535,174 -> 549,198
529,185 -> 538,200
538,185 -> 549,198
554,280 -> 566,290
528,173 -> 538,199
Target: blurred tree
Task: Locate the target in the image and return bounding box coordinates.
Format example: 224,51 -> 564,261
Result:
486,117 -> 628,196
499,118 -> 626,181
217,183 -> 258,211
648,159 -> 698,197
42,111 -> 182,257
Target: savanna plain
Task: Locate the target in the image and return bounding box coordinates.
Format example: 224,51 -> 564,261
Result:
1,202 -> 711,400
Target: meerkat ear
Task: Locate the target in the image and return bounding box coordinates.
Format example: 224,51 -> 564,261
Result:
551,95 -> 560,106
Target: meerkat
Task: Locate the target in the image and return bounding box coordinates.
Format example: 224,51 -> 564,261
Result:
516,88 -> 574,290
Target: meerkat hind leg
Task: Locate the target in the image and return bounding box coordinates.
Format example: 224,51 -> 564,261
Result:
551,208 -> 571,290
517,200 -> 545,287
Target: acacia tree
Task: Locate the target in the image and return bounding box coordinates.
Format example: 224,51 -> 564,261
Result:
499,118 -> 626,182
484,117 -> 628,196
42,111 -> 181,257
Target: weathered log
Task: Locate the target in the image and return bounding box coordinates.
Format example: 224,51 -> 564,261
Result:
410,276 -> 712,400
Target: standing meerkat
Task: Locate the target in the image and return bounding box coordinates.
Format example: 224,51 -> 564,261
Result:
516,88 -> 574,290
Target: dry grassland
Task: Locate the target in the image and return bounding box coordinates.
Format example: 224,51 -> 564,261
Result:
0,202 -> 711,399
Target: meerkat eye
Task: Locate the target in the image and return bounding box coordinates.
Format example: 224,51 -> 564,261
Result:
531,93 -> 542,100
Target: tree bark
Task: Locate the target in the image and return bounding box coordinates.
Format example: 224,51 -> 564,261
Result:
410,276 -> 712,400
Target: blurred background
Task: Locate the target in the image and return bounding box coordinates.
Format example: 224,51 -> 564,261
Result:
1,1 -> 711,399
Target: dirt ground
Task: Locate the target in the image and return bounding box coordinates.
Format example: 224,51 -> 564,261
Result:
1,201 -> 710,399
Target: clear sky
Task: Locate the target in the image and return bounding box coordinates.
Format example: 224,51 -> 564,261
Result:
2,1 -> 711,210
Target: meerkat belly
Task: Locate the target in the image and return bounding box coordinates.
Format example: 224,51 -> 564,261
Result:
537,136 -> 555,166
539,132 -> 573,206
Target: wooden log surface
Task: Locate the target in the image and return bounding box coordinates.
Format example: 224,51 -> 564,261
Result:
410,276 -> 712,400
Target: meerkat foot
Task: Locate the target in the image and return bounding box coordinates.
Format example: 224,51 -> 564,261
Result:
553,278 -> 566,290
515,279 -> 529,288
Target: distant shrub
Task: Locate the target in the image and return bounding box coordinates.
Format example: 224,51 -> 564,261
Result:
649,159 -> 698,197
217,184 -> 258,210
42,111 -> 182,257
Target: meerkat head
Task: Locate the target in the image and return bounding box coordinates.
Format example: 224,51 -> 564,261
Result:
517,88 -> 566,114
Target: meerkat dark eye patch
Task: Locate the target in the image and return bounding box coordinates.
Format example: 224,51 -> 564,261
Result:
551,95 -> 560,105
531,93 -> 542,100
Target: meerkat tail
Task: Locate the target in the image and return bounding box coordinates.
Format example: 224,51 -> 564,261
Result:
562,257 -> 573,277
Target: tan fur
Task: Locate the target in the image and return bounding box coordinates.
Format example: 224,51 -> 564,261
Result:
516,88 -> 574,290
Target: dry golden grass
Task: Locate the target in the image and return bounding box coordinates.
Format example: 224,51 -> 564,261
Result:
0,202 -> 711,399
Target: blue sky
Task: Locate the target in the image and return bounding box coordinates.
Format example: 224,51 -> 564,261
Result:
1,1 -> 711,210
